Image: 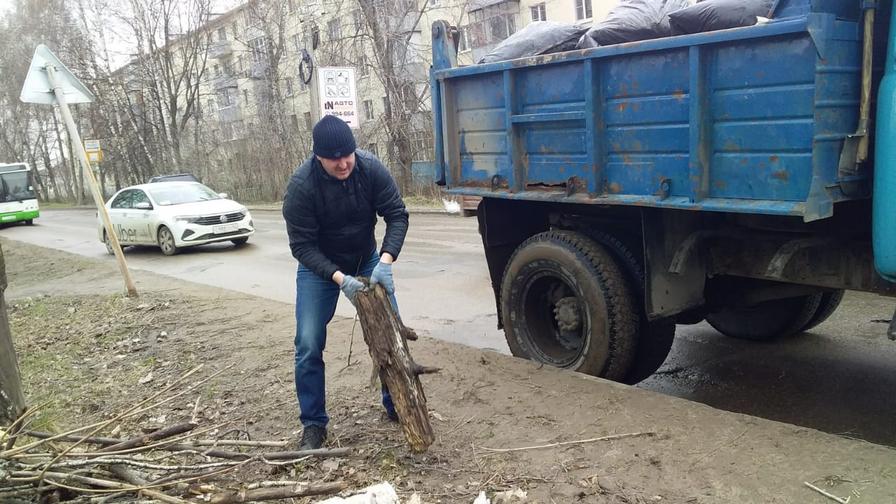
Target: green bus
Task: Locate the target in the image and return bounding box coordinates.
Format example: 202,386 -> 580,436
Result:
0,163 -> 39,225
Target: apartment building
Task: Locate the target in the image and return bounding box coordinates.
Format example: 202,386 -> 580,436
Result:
191,0 -> 616,174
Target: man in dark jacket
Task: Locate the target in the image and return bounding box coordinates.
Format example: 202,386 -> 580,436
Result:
282,115 -> 409,450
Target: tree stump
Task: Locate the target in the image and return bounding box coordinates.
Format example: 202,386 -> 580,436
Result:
0,243 -> 26,427
355,284 -> 436,452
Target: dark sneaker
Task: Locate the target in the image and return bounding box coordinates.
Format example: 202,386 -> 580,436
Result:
298,425 -> 327,450
385,408 -> 399,423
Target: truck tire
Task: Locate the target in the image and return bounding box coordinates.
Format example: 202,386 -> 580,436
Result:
585,231 -> 675,384
500,230 -> 638,380
801,290 -> 845,332
706,294 -> 823,341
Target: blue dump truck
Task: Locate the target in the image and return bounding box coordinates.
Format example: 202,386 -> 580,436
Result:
430,0 -> 896,384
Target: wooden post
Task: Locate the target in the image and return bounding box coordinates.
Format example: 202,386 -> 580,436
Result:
0,243 -> 26,427
355,284 -> 436,452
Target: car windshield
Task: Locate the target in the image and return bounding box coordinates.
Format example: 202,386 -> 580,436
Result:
147,184 -> 221,206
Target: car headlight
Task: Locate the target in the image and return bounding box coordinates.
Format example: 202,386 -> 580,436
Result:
174,215 -> 201,223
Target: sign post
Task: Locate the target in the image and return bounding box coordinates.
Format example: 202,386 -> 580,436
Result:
20,45 -> 137,297
317,67 -> 359,128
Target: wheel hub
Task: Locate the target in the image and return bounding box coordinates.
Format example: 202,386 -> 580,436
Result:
554,297 -> 581,331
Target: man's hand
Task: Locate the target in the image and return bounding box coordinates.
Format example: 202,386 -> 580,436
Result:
339,275 -> 365,305
370,261 -> 394,295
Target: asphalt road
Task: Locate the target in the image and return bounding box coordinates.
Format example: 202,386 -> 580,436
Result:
6,209 -> 896,446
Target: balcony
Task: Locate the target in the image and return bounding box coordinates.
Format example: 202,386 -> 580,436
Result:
212,73 -> 238,90
209,39 -> 234,59
217,105 -> 242,123
249,60 -> 270,80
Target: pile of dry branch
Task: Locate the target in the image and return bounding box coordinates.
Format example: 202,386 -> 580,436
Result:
0,365 -> 349,503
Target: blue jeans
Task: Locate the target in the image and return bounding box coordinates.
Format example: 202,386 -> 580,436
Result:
294,250 -> 396,427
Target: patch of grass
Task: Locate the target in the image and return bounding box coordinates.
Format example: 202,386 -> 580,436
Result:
403,196 -> 443,208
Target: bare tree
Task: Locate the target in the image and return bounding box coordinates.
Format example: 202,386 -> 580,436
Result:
103,0 -> 212,173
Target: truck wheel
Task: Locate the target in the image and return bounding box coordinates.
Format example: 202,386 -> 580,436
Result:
500,230 -> 638,380
585,231 -> 676,384
801,290 -> 845,332
706,294 -> 823,341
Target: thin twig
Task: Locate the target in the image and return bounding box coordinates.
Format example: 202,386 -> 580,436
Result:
24,455 -> 242,471
804,482 -> 850,504
341,313 -> 360,371
1,364 -> 205,458
478,432 -> 655,453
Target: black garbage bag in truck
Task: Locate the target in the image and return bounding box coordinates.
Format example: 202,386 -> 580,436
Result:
478,22 -> 589,64
668,0 -> 775,35
576,0 -> 691,48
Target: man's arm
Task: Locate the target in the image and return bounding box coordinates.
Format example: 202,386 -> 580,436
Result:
282,175 -> 342,282
371,159 -> 409,262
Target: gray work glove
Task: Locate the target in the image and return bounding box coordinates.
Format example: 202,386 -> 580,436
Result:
340,275 -> 365,305
370,261 -> 395,295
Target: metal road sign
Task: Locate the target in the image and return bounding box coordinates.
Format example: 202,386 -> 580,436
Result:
20,44 -> 95,105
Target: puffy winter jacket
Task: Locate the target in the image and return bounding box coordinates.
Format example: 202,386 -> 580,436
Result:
282,150 -> 409,280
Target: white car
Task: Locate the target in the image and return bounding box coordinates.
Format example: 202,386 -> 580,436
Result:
97,182 -> 254,256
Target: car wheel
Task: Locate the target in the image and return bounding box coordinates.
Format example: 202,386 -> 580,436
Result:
231,237 -> 249,246
25,219 -> 33,226
157,226 -> 179,256
103,231 -> 115,255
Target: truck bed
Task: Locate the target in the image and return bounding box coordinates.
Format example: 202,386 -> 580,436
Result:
431,0 -> 869,222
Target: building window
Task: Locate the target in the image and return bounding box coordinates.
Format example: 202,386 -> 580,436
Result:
363,99 -> 374,121
236,55 -> 244,74
213,63 -> 220,77
458,26 -> 470,52
299,77 -> 308,92
285,77 -> 294,96
382,96 -> 390,118
411,130 -> 433,161
243,89 -> 249,104
223,59 -> 233,76
287,0 -> 295,12
367,143 -> 378,157
217,27 -> 227,41
207,98 -> 215,113
303,112 -> 312,129
231,23 -> 238,39
530,3 -> 546,22
488,14 -> 516,42
292,33 -> 302,53
234,119 -> 245,138
290,114 -> 299,130
249,37 -> 268,63
327,19 -> 341,41
218,89 -> 234,107
575,0 -> 592,20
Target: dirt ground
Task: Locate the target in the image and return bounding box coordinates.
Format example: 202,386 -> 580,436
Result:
4,238 -> 896,504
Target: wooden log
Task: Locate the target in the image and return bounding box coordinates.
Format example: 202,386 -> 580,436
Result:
0,243 -> 26,427
205,481 -> 346,503
355,283 -> 436,452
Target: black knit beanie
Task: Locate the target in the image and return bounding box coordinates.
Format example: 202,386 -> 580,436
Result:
312,115 -> 356,159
